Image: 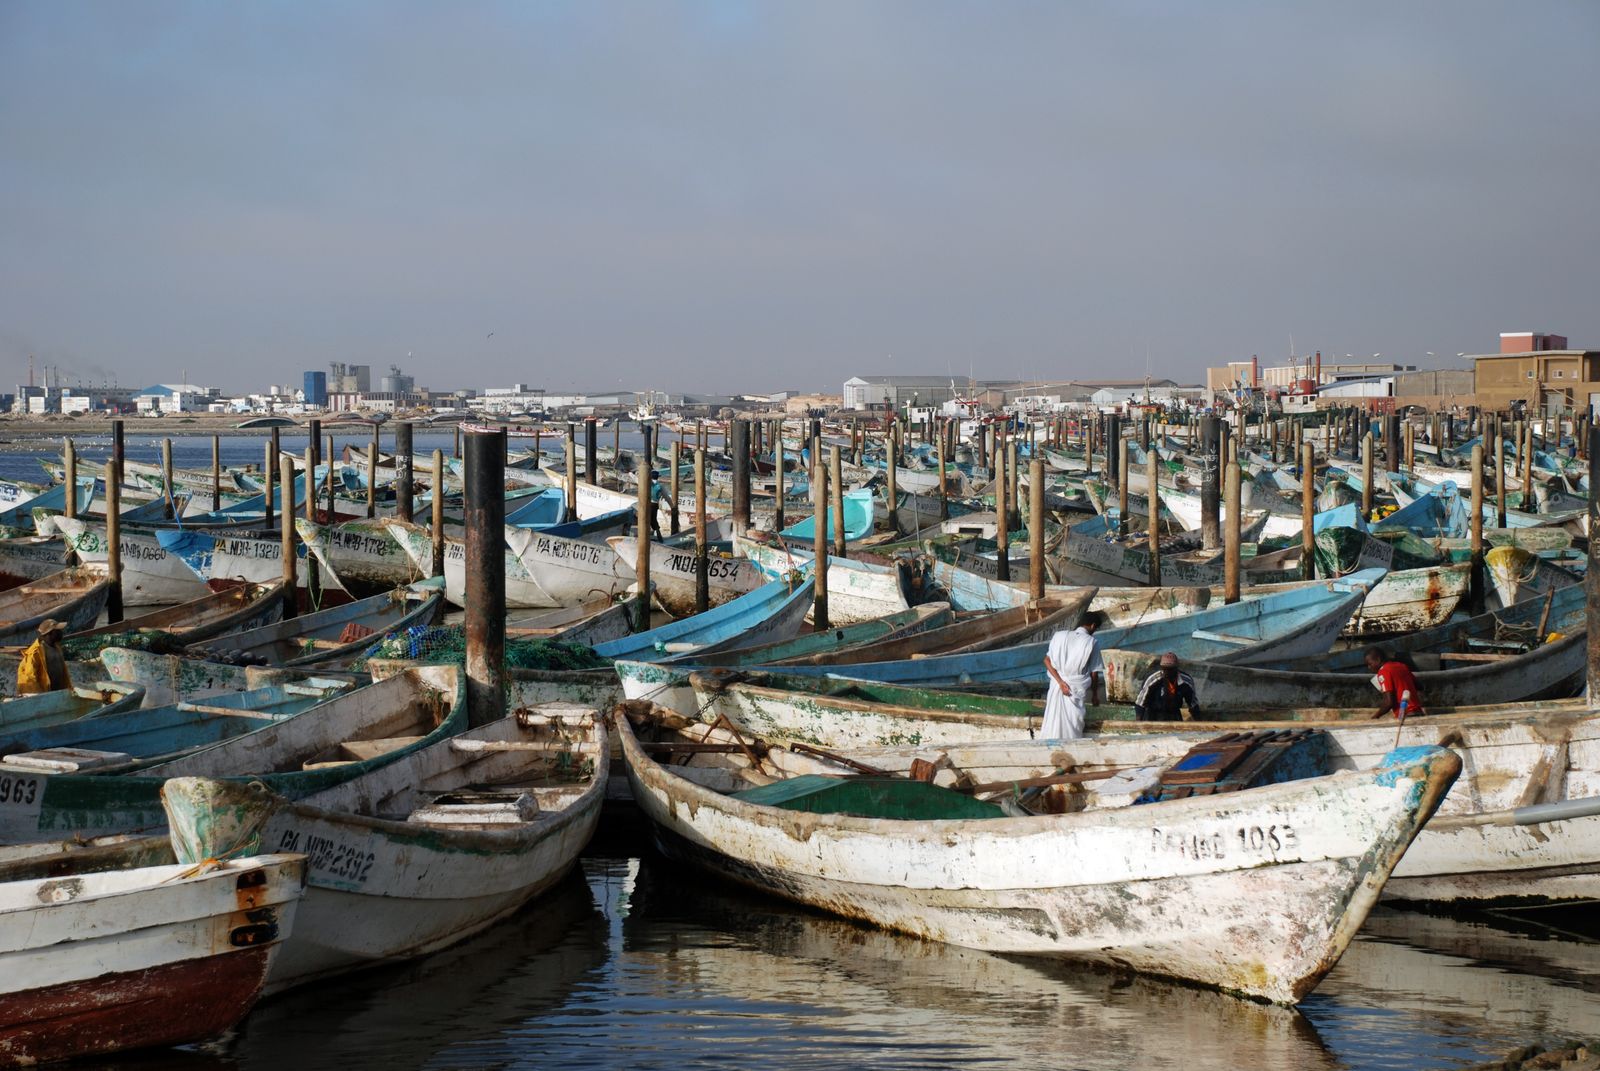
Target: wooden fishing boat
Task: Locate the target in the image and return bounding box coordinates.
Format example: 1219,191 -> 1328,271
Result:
762,569 -> 1380,689
0,567 -> 113,646
0,682 -> 146,734
689,603 -> 954,668
677,672 -> 1600,907
1483,544 -> 1581,610
194,579 -> 444,667
156,527 -> 315,590
297,518 -> 435,597
53,516 -> 209,606
0,665 -> 465,844
777,488 -> 877,543
381,519 -> 552,608
593,576 -> 815,664
617,707 -> 1459,1003
159,704 -> 606,992
607,535 -> 766,617
71,580 -> 284,645
0,480 -> 94,538
740,538 -> 913,626
506,594 -> 639,647
1102,583 -> 1588,709
0,536 -> 69,592
0,854 -> 305,1067
96,647 -> 357,709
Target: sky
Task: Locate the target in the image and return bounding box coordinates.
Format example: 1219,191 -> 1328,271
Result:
2,1 -> 1597,396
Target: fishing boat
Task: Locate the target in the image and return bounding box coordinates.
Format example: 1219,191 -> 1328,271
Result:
159,704 -> 606,992
776,488 -> 878,543
156,527 -> 313,590
0,854 -> 305,1066
0,682 -> 146,734
617,707 -> 1459,1003
606,535 -> 766,617
97,647 -> 355,709
0,567 -> 113,646
690,603 -> 954,668
506,594 -> 640,647
70,581 -> 285,646
194,579 -> 444,667
381,519 -> 557,609
0,665 -> 465,844
52,516 -> 209,606
1483,544 -> 1581,610
296,518 -> 435,597
593,576 -> 815,664
0,536 -> 69,592
740,539 -> 913,626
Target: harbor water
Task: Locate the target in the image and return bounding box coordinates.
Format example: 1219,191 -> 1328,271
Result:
3,430 -> 1597,1069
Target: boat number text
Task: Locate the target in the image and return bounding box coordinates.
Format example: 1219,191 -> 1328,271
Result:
0,774 -> 41,807
278,829 -> 375,883
1151,824 -> 1298,859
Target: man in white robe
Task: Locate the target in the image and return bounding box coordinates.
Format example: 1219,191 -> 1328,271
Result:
1041,612 -> 1105,739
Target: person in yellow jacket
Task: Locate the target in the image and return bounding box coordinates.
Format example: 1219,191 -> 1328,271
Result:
16,619 -> 71,694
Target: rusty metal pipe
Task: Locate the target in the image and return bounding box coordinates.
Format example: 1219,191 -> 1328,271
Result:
463,431 -> 506,728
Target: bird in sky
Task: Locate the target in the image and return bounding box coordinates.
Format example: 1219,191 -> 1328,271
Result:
486,332 -> 495,338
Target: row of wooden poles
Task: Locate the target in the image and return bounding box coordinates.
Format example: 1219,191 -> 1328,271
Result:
65,408 -> 1600,721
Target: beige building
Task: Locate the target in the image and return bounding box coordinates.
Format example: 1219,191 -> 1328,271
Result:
1466,332 -> 1600,412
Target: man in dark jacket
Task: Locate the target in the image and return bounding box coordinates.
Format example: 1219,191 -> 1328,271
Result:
1133,651 -> 1202,722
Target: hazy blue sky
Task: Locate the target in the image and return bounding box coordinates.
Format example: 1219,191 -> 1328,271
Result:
2,2 -> 1596,395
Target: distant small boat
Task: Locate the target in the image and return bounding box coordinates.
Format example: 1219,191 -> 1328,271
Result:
0,854 -> 305,1066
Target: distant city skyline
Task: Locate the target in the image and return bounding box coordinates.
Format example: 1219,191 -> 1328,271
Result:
3,3 -> 1596,393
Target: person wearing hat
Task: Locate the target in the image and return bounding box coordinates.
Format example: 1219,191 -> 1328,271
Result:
1133,651 -> 1202,722
16,619 -> 72,695
1041,610 -> 1106,740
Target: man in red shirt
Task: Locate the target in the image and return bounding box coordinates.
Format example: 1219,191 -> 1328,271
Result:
1364,647 -> 1425,719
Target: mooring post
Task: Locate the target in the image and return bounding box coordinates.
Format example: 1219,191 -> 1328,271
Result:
211,434 -> 221,513
1495,420 -> 1508,528
1147,442 -> 1162,585
463,432 -> 506,728
936,417 -> 949,521
1029,458 -> 1046,601
1470,444 -> 1485,613
885,422 -> 899,536
1589,428 -> 1600,700
431,450 -> 445,578
266,427 -> 279,528
1117,436 -> 1130,536
995,428 -> 1011,582
1008,438 -> 1021,532
831,445 -> 846,558
669,441 -> 681,536
812,451 -> 829,629
774,421 -> 786,532
308,416 -> 321,513
585,418 -> 598,487
278,454 -> 297,619
565,433 -> 578,524
1200,414 -> 1221,550
694,447 -> 709,614
326,433 -> 336,523
161,438 -> 174,520
395,422 -> 414,523
1361,433 -> 1374,519
367,425 -> 379,518
63,440 -> 77,520
731,418 -> 751,537
1522,421 -> 1534,511
635,453 -> 652,632
104,450 -> 123,625
1225,442 -> 1242,603
1301,442 -> 1316,581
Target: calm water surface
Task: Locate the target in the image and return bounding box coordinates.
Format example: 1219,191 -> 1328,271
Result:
90,853 -> 1597,1071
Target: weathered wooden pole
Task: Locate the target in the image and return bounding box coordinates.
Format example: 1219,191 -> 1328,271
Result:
694,447 -> 709,614
1147,442 -> 1162,585
161,438 -> 174,519
812,452 -> 829,629
1028,458 -> 1046,601
1224,442 -> 1242,603
1200,414 -> 1221,550
453,423 -> 461,460
1495,421 -> 1508,527
1470,444 -> 1485,612
774,421 -> 786,532
463,432 -> 506,728
367,425 -> 379,518
668,442 -> 682,535
211,434 -> 221,513
302,446 -> 320,594
634,452 -> 652,631
1522,421 -> 1534,512
431,450 -> 445,578
1361,433 -> 1374,519
278,454 -> 297,619
265,426 -> 279,528
1008,438 -> 1021,532
831,445 -> 846,558
308,417 -> 321,511
1588,427 -> 1600,699
936,418 -> 949,521
1404,419 -> 1414,472
1117,436 -> 1130,534
104,452 -> 123,624
885,422 -> 899,535
63,440 -> 77,520
1301,442 -> 1316,581
996,428 -> 1011,582
395,422 -> 414,523
731,419 -> 751,537
585,419 -> 599,487
326,433 -> 336,522
612,418 -> 621,469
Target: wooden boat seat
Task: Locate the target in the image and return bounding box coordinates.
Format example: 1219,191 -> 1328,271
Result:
3,747 -> 134,773
336,736 -> 424,762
